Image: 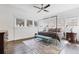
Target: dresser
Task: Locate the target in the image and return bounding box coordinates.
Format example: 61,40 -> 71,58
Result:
0,31 -> 6,54
66,32 -> 77,43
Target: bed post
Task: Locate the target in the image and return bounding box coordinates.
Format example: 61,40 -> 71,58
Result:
56,16 -> 58,34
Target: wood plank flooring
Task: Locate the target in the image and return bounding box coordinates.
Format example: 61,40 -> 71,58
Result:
5,38 -> 79,54
4,38 -> 61,54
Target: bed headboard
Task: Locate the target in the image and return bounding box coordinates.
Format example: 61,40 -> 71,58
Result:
48,28 -> 61,33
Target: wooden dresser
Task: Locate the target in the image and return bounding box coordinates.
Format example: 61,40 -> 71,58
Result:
0,31 -> 6,54
66,32 -> 77,43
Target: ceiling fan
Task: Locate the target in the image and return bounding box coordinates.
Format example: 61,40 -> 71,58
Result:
33,4 -> 50,13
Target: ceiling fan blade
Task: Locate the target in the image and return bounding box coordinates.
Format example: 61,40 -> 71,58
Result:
34,4 -> 50,13
37,9 -> 42,13
44,4 -> 50,9
44,10 -> 49,12
33,6 -> 41,9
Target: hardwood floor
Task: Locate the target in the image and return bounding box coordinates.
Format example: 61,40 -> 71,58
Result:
4,38 -> 61,54
4,36 -> 79,54
4,38 -> 32,54
4,40 -> 22,54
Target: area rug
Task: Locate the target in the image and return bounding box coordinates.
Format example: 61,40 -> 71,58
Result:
22,38 -> 61,54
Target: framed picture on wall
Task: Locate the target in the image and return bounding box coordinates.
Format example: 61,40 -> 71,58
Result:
16,18 -> 24,27
27,20 -> 33,27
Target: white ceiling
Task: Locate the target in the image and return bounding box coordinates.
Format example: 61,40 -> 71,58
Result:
10,4 -> 79,20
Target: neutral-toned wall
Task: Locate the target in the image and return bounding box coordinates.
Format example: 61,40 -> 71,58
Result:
11,7 -> 38,40
0,5 -> 79,41
58,8 -> 79,41
0,5 -> 14,41
0,5 -> 38,41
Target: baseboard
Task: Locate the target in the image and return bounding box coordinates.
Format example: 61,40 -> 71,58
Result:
7,36 -> 34,42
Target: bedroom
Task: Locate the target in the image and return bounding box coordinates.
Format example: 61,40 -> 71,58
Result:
0,4 -> 79,54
